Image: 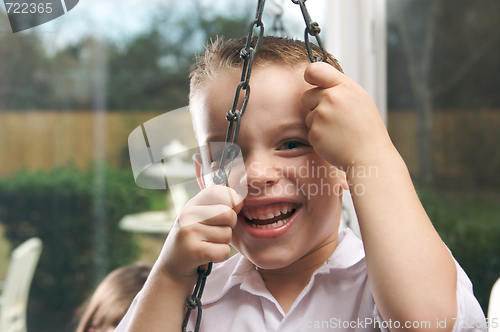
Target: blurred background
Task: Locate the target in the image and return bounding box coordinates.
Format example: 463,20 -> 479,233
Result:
0,0 -> 499,331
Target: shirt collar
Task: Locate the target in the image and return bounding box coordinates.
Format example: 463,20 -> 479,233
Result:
201,228 -> 365,304
322,228 -> 365,270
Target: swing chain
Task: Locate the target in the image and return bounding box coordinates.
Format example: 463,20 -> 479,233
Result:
182,2 -> 267,331
182,264 -> 212,332
292,0 -> 327,62
213,0 -> 266,187
182,0 -> 328,330
269,0 -> 287,37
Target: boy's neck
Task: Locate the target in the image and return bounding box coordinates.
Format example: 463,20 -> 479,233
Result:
256,235 -> 339,314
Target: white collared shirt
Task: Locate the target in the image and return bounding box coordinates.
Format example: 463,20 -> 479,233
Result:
116,229 -> 486,332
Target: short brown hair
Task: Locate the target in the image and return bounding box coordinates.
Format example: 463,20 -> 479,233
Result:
189,36 -> 343,102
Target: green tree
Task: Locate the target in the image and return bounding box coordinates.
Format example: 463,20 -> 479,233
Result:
106,1 -> 253,111
0,12 -> 51,110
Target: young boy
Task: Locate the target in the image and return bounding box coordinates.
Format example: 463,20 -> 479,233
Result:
116,37 -> 486,331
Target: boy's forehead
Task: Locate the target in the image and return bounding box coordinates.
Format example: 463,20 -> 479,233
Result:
190,63 -> 309,144
190,68 -> 246,143
189,91 -> 231,144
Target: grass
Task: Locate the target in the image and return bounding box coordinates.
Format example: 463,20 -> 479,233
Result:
417,187 -> 500,313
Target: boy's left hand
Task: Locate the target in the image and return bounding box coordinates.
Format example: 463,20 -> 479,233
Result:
301,62 -> 392,169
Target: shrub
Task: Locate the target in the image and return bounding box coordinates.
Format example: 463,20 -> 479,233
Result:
0,165 -> 154,309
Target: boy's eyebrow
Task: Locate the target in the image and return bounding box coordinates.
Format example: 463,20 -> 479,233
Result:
277,122 -> 310,132
206,134 -> 227,142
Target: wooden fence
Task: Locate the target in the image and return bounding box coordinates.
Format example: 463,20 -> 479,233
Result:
0,111 -> 165,176
388,109 -> 500,186
1,110 -> 499,185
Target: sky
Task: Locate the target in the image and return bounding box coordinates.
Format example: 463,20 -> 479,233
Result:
1,0 -> 327,52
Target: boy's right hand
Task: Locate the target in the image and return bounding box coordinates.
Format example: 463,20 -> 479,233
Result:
301,62 -> 392,170
156,185 -> 243,285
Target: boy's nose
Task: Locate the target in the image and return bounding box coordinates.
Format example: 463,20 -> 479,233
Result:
240,158 -> 281,191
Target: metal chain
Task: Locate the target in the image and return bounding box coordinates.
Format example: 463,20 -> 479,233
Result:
182,0 -> 327,330
181,264 -> 212,332
269,0 -> 287,37
212,0 -> 266,187
292,0 -> 327,62
182,1 -> 266,331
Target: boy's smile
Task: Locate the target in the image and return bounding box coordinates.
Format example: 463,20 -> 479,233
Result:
240,200 -> 300,239
191,63 -> 347,270
241,201 -> 298,229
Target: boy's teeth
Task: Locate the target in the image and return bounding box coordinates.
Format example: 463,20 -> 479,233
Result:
242,202 -> 297,221
248,217 -> 290,229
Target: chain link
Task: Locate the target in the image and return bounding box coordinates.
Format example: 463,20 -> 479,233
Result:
182,0 -> 327,330
269,0 -> 287,36
292,0 -> 327,62
181,264 -> 212,332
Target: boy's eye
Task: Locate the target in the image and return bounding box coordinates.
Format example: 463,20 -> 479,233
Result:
278,141 -> 304,150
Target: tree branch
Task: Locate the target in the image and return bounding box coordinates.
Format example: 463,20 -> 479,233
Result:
393,1 -> 423,96
421,0 -> 442,82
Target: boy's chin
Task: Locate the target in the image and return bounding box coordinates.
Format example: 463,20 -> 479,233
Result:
254,261 -> 296,271
240,249 -> 302,271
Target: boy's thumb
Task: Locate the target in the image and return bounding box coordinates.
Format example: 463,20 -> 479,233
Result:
227,187 -> 244,213
304,62 -> 344,88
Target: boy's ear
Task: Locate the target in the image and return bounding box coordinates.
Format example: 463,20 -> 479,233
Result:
193,153 -> 206,190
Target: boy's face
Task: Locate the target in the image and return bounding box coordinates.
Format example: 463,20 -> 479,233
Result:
191,63 -> 347,270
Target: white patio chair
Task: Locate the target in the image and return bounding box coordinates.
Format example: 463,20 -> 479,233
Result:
0,238 -> 43,332
489,277 -> 500,332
